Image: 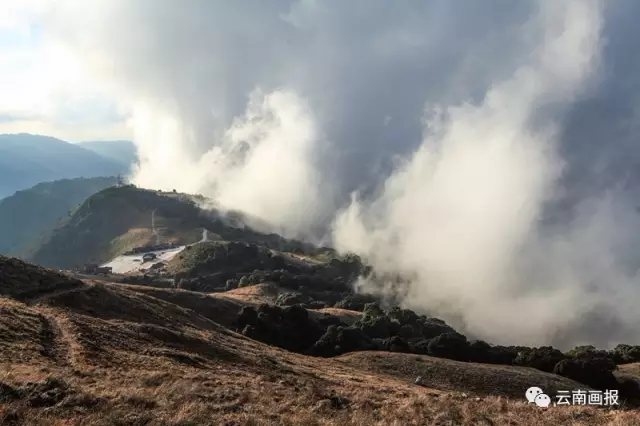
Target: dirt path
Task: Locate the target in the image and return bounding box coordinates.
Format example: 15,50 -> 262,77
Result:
29,285 -> 92,368
36,311 -> 75,367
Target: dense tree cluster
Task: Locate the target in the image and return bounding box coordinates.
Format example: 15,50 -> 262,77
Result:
233,301 -> 640,402
333,294 -> 380,311
235,305 -> 328,353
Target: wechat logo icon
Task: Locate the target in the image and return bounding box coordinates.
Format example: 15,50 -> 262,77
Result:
526,387 -> 551,408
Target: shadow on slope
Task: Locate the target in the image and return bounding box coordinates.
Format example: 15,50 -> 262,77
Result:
337,351 -> 588,399
0,255 -> 84,302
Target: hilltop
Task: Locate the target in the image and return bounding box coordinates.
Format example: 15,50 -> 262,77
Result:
25,185 -> 321,269
25,185 -> 207,268
3,255 -> 640,425
0,134 -> 129,199
0,177 -> 118,257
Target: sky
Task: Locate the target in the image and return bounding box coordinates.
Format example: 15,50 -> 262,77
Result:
0,0 -> 131,141
4,0 -> 640,349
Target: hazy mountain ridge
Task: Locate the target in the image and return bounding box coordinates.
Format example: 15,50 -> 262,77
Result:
0,134 -> 129,199
77,140 -> 138,167
0,176 -> 118,257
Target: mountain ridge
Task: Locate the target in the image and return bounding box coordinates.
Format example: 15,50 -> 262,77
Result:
0,134 -> 130,199
76,140 -> 138,167
0,176 -> 118,257
25,185 -> 320,269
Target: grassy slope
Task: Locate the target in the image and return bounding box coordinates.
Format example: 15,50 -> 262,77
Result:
338,351 -> 589,399
26,186 -> 211,268
165,241 -> 231,276
2,256 -> 639,425
166,240 -> 335,280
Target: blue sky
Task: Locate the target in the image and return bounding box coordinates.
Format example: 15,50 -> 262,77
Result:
0,2 -> 131,142
0,25 -> 36,48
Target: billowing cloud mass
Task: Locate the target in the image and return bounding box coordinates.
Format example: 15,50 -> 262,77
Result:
37,0 -> 640,348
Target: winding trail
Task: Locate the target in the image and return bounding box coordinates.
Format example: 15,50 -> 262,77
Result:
36,310 -> 76,367
30,283 -> 96,367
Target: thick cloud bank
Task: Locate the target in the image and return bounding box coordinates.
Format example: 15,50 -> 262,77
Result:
42,0 -> 640,348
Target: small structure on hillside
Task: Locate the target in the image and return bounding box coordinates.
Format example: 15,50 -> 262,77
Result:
82,264 -> 99,274
82,264 -> 112,275
95,266 -> 112,275
142,253 -> 157,263
123,243 -> 179,256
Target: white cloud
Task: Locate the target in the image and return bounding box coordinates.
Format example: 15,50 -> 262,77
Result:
0,1 -> 131,141
333,0 -> 622,348
0,0 -> 47,31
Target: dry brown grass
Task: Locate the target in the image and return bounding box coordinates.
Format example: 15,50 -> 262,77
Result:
108,227 -> 157,259
283,252 -> 325,266
3,356 -> 640,425
619,363 -> 640,379
338,351 -> 589,399
212,283 -> 284,306
2,258 -> 640,424
615,363 -> 640,394
0,256 -> 84,302
120,284 -> 245,328
309,308 -> 362,326
107,226 -> 202,261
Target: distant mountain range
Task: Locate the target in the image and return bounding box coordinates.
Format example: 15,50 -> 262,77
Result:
77,140 -> 138,168
0,134 -> 137,199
